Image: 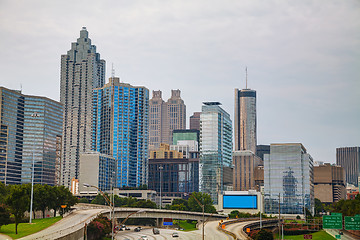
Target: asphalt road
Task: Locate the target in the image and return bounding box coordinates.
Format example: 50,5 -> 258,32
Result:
224,220 -> 258,239
115,221 -> 232,240
325,229 -> 359,240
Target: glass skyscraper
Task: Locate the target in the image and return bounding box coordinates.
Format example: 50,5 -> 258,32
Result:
0,87 -> 62,185
60,27 -> 105,187
199,102 -> 232,204
93,77 -> 149,188
264,143 -> 314,215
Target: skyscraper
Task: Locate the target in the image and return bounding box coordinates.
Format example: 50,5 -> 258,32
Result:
190,112 -> 201,131
233,83 -> 259,191
234,88 -> 256,152
264,143 -> 314,215
0,87 -> 62,185
60,27 -> 105,187
336,147 -> 360,187
200,102 -> 232,204
92,77 -> 149,187
149,90 -> 186,149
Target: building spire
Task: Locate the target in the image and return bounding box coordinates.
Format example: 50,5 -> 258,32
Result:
246,66 -> 248,89
111,63 -> 115,79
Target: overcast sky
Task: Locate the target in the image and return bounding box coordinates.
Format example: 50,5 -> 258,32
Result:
0,0 -> 359,163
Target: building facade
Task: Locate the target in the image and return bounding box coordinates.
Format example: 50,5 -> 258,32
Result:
336,147 -> 360,187
264,143 -> 314,215
148,144 -> 199,200
0,87 -> 62,185
200,102 -> 233,204
189,112 -> 201,131
234,89 -> 256,153
78,152 -> 116,193
149,90 -> 186,149
60,27 -> 106,187
313,163 -> 346,203
92,77 -> 149,187
233,150 -> 262,191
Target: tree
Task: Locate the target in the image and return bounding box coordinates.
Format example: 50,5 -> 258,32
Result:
0,204 -> 11,230
133,199 -> 157,209
314,198 -> 324,217
91,193 -> 110,206
79,198 -> 89,203
253,229 -> 273,240
188,192 -> 217,213
49,186 -> 78,217
0,182 -> 7,204
5,184 -> 30,234
33,184 -> 53,218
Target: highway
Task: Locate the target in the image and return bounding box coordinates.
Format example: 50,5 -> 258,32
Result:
223,220 -> 258,239
115,221 -> 232,240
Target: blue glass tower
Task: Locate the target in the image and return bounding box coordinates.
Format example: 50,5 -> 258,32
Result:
93,77 -> 149,188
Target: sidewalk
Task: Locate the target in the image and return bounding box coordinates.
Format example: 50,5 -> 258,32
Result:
0,233 -> 12,240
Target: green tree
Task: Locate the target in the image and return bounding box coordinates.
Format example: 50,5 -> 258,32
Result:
133,199 -> 157,209
79,198 -> 89,203
49,186 -> 78,217
253,229 -> 273,240
314,198 -> 324,216
0,182 -> 7,203
33,184 -> 53,218
188,192 -> 217,213
5,184 -> 30,234
0,204 -> 11,230
91,193 -> 111,206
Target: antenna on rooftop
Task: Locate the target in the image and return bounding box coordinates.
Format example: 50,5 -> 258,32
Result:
111,63 -> 115,79
20,83 -> 22,92
245,66 -> 248,89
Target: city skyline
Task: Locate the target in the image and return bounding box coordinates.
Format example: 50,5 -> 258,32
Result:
0,1 -> 359,164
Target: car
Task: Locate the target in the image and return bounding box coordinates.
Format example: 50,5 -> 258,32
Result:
139,236 -> 149,240
134,227 -> 141,232
339,230 -> 343,235
172,232 -> 179,237
153,228 -> 160,234
125,226 -> 130,230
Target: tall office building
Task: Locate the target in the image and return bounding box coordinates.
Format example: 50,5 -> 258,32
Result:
233,86 -> 258,191
93,77 -> 149,187
149,90 -> 186,149
336,147 -> 360,187
264,143 -> 314,215
200,102 -> 232,204
234,88 -> 256,152
314,163 -> 346,203
189,112 -> 201,131
60,27 -> 105,187
0,87 -> 62,185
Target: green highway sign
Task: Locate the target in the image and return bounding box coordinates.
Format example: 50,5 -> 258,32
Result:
344,216 -> 360,230
323,215 -> 343,229
331,213 -> 342,216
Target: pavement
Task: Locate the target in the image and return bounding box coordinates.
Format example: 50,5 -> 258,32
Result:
0,233 -> 12,240
18,208 -> 104,240
325,229 -> 359,240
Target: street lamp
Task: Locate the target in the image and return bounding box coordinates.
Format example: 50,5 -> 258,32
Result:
159,166 -> 163,209
29,112 -> 39,224
83,183 -> 114,238
120,209 -> 146,225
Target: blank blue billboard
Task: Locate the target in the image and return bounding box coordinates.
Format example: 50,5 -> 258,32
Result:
223,195 -> 257,209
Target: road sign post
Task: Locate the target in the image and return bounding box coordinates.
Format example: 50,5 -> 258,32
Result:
344,216 -> 360,230
323,215 -> 342,229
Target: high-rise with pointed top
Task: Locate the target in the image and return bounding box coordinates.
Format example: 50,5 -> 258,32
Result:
60,27 -> 105,187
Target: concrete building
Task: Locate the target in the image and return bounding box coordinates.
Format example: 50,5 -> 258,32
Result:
78,152 -> 116,193
233,151 -> 262,191
148,144 -> 199,204
149,90 -> 186,149
313,163 -> 346,203
189,112 -> 201,131
200,102 -> 233,204
92,77 -> 149,187
0,87 -> 62,185
336,147 -> 360,187
60,27 -> 106,187
264,143 -> 314,216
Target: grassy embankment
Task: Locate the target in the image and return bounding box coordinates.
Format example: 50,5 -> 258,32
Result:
0,216 -> 62,239
274,230 -> 336,240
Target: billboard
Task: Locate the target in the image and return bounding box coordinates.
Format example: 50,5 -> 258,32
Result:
223,195 -> 257,209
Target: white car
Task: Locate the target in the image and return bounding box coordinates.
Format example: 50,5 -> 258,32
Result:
139,236 -> 149,240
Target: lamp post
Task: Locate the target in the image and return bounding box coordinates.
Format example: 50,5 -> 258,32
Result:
29,112 -> 39,224
159,166 -> 163,209
83,183 -> 114,238
191,194 -> 205,240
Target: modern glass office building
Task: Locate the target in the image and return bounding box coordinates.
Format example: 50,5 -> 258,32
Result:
93,77 -> 149,188
0,87 -> 62,185
264,143 -> 314,215
199,102 -> 232,204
